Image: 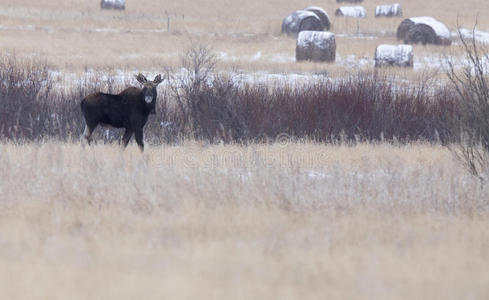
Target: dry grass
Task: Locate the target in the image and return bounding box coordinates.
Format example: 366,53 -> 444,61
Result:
1,0 -> 488,74
0,141 -> 488,299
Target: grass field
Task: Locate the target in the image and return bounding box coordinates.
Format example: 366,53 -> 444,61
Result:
0,141 -> 488,299
1,0 -> 488,73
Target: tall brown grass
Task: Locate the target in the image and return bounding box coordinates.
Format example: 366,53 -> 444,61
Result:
0,141 -> 488,299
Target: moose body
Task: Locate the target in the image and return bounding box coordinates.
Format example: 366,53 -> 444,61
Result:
81,74 -> 163,151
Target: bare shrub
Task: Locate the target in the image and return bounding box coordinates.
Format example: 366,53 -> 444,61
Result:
447,27 -> 489,181
0,50 -> 461,145
0,55 -> 53,140
169,44 -> 248,143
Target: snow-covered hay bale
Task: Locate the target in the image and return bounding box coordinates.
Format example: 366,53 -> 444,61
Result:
282,10 -> 323,37
336,0 -> 363,3
397,17 -> 451,45
335,6 -> 366,18
101,0 -> 125,10
375,4 -> 402,17
374,44 -> 413,68
304,6 -> 331,31
296,31 -> 336,62
396,18 -> 414,39
405,24 -> 440,45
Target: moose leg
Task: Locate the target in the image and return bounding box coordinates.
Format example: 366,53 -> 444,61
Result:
121,128 -> 133,148
134,127 -> 144,151
83,125 -> 95,145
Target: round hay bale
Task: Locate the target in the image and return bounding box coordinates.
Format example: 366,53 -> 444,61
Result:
404,24 -> 438,45
101,0 -> 125,10
335,6 -> 366,18
397,17 -> 451,45
374,44 -> 413,68
375,4 -> 402,17
396,18 -> 414,40
304,6 -> 331,31
296,31 -> 336,62
282,10 -> 323,37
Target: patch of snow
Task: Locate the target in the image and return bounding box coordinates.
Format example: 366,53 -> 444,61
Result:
336,6 -> 366,18
413,54 -> 448,71
336,33 -> 383,40
160,121 -> 173,128
307,171 -> 331,180
268,54 -> 295,63
93,28 -> 119,33
230,71 -> 328,87
409,17 -> 450,38
304,6 -> 328,15
336,54 -> 373,68
217,51 -> 238,62
456,28 -> 489,44
251,51 -> 262,61
216,51 -> 295,64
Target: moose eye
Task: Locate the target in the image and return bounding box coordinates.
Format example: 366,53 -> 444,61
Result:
145,96 -> 152,103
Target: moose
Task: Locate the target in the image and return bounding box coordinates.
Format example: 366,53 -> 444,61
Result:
80,73 -> 164,151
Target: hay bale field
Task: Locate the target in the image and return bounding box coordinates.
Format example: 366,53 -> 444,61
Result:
0,0 -> 487,74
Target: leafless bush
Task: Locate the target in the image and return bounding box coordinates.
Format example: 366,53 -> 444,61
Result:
447,27 -> 489,181
0,50 -> 462,146
169,44 -> 248,142
0,55 -> 53,140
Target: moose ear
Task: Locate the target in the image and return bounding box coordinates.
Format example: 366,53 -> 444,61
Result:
153,74 -> 164,85
135,73 -> 148,84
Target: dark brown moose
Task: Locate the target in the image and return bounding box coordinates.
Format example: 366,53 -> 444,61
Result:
80,73 -> 164,151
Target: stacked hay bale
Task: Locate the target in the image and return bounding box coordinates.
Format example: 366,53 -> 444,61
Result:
397,17 -> 451,45
282,10 -> 323,36
375,4 -> 402,17
101,0 -> 125,10
304,6 -> 331,31
374,44 -> 413,68
335,6 -> 367,18
296,31 -> 336,62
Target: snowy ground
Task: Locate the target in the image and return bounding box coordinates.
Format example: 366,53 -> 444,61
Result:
49,54 -> 469,91
45,27 -> 489,89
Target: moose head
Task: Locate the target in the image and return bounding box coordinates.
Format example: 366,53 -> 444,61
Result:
135,73 -> 164,114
